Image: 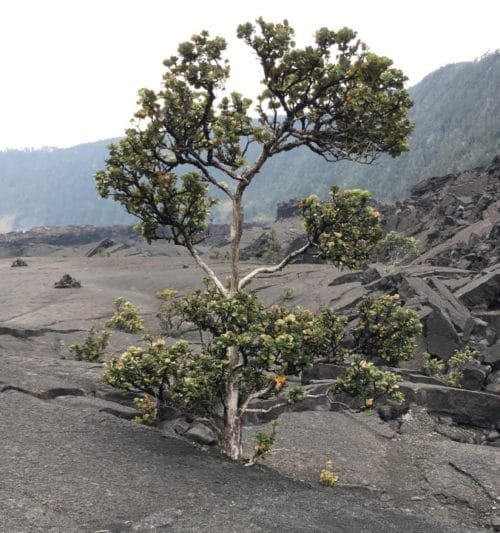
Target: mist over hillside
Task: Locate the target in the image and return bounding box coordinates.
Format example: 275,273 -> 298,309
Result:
1,52 -> 499,230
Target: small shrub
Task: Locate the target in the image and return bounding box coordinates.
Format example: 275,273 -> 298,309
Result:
332,355 -> 404,407
287,386 -> 305,404
106,297 -> 144,333
319,460 -> 339,487
423,347 -> 478,387
69,326 -> 110,362
251,420 -> 278,463
282,286 -> 295,300
376,230 -> 420,269
353,294 -> 422,366
132,394 -> 158,425
156,289 -> 181,336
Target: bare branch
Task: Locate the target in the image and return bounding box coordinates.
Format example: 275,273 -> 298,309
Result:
239,242 -> 312,290
239,380 -> 276,415
184,241 -> 229,297
243,402 -> 287,415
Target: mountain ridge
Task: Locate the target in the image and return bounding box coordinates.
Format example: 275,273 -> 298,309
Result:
1,52 -> 499,230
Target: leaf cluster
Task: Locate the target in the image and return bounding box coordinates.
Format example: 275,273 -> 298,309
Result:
69,326 -> 110,362
423,347 -> 478,387
301,187 -> 382,268
333,355 -> 404,407
352,294 -> 422,365
103,338 -> 228,419
106,297 -> 145,333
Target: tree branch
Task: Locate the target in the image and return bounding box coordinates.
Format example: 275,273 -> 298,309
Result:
239,241 -> 312,290
239,380 -> 276,415
184,241 -> 229,297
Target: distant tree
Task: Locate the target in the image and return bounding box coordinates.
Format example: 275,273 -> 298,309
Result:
96,18 -> 413,461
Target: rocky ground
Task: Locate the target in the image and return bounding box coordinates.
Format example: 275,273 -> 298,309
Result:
1,156 -> 499,531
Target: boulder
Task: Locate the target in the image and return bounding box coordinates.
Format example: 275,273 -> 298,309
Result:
400,381 -> 500,429
459,362 -> 491,391
400,275 -> 473,333
54,274 -> 81,289
185,422 -> 218,446
11,258 -> 28,267
301,363 -> 346,383
86,238 -> 115,257
485,370 -> 500,395
422,306 -> 461,360
456,270 -> 500,310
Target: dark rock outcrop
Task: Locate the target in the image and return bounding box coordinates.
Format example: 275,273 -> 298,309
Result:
11,258 -> 28,267
54,274 -> 81,289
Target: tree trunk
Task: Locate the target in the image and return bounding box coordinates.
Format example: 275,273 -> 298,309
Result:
220,189 -> 245,460
230,190 -> 244,295
221,346 -> 242,460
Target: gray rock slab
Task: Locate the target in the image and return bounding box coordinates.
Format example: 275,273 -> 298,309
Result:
401,381 -> 500,429
243,410 -> 494,530
1,390 -> 469,533
456,270 -> 500,310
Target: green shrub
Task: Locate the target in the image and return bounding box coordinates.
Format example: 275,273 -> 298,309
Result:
106,297 -> 144,333
319,460 -> 339,487
353,294 -> 422,366
376,230 -> 420,268
423,347 -> 478,387
69,326 -> 110,362
282,286 -> 295,300
251,420 -> 278,463
333,355 -> 404,408
132,394 -> 158,425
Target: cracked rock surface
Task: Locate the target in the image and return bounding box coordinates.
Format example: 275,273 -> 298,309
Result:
1,255 -> 498,531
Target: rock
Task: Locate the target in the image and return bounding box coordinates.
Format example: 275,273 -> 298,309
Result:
486,430 -> 500,442
185,422 -> 217,445
422,306 -> 461,360
481,343 -> 500,370
460,363 -> 490,391
86,238 -> 115,257
485,370 -> 500,394
301,363 -> 346,383
401,275 -> 473,333
275,198 -> 300,220
11,258 -> 28,267
54,274 -> 81,288
456,270 -> 500,310
491,515 -> 500,532
400,381 -> 500,429
173,418 -> 190,435
360,265 -> 385,284
329,271 -> 364,286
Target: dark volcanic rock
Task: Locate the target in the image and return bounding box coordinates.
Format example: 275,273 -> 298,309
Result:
276,198 -> 301,220
456,269 -> 500,310
11,258 -> 28,267
381,156 -> 500,270
401,381 -> 500,429
54,273 -> 81,289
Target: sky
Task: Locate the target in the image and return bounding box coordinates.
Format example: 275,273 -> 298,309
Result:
0,0 -> 498,150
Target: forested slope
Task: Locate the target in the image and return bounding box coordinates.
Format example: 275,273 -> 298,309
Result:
1,52 -> 498,229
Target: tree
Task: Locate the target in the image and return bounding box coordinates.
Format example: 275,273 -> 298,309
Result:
96,18 -> 413,460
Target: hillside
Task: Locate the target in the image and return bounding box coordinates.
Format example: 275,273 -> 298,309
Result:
0,52 -> 499,230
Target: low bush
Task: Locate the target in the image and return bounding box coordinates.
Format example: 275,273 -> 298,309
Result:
70,326 -> 110,362
423,347 -> 478,387
106,297 -> 144,333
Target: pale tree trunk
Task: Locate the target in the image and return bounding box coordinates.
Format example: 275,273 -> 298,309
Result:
221,190 -> 245,460
221,346 -> 243,460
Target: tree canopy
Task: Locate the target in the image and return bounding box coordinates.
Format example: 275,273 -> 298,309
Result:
95,18 -> 416,461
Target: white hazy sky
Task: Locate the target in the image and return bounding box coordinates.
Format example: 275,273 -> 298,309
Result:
0,0 -> 498,150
